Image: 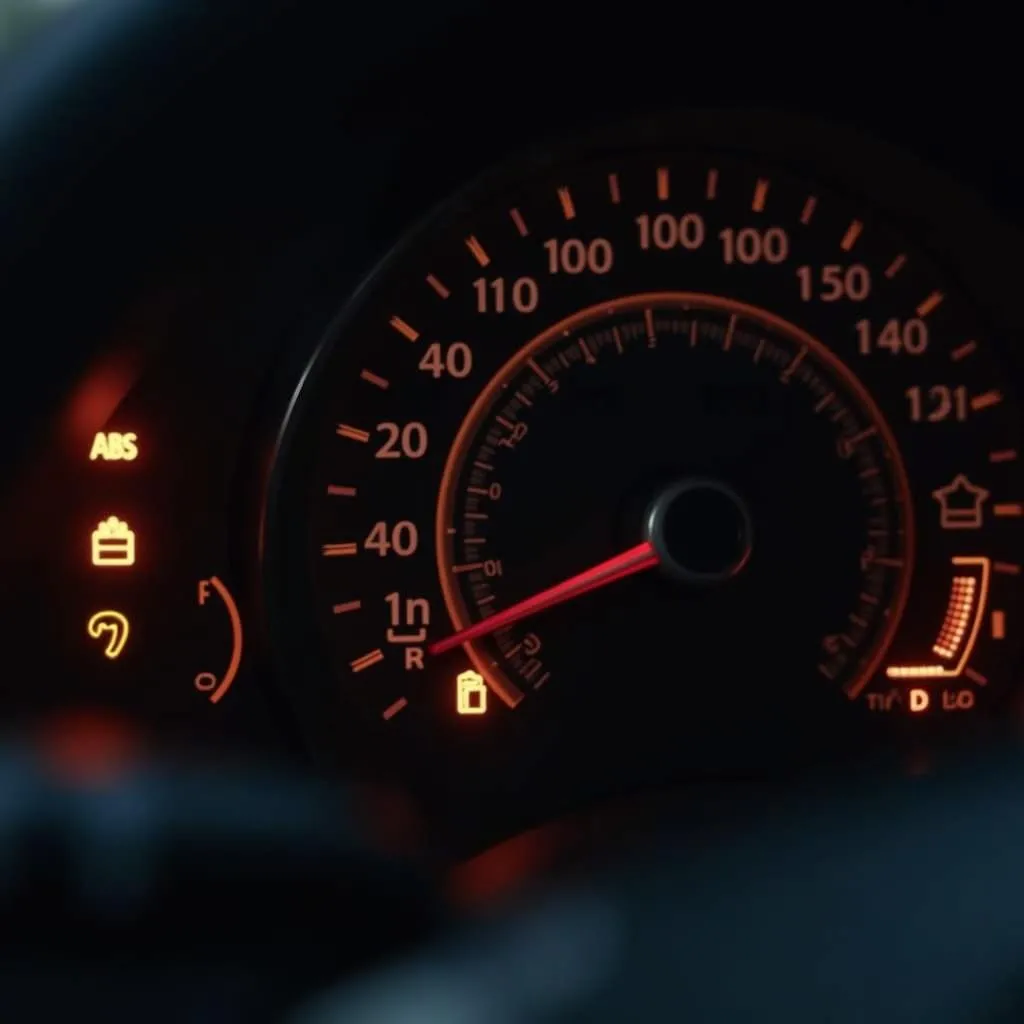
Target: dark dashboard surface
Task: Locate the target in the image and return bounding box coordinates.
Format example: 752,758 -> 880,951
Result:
1,1 -> 1021,865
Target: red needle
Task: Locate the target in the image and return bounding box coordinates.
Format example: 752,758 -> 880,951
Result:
429,540 -> 660,655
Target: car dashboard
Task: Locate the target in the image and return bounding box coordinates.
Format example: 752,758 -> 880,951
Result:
1,1 -> 1021,867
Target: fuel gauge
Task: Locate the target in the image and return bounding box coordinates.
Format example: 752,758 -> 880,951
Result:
193,577 -> 244,705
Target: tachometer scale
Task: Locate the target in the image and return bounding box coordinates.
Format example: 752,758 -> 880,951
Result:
270,127 -> 1023,777
430,292 -> 914,709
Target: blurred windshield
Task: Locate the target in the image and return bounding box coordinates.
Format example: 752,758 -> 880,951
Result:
0,0 -> 86,60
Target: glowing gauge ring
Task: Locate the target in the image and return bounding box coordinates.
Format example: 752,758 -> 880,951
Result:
435,292 -> 916,705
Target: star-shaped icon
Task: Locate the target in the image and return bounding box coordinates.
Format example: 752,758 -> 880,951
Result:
932,474 -> 990,529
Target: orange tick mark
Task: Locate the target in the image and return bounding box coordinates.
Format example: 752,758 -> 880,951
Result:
528,357 -> 552,384
426,274 -> 450,298
336,424 -> 370,442
800,196 -> 817,224
389,316 -> 419,342
780,345 -> 807,383
916,290 -> 944,317
840,219 -> 863,251
814,391 -> 835,413
752,178 -> 769,212
992,610 -> 1006,639
350,649 -> 384,673
465,236 -> 491,266
885,254 -> 907,278
510,208 -> 529,236
322,542 -> 358,557
657,166 -> 670,201
557,186 -> 576,220
723,314 -> 737,350
382,697 -> 408,720
971,390 -> 1003,412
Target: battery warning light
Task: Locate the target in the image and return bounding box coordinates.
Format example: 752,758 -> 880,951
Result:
457,670 -> 488,715
91,517 -> 135,567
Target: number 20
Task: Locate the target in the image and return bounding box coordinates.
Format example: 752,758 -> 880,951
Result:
376,422 -> 428,458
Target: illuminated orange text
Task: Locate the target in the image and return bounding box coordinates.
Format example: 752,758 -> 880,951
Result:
89,431 -> 138,461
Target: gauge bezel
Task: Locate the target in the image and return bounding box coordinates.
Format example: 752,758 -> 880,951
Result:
261,108 -> 1024,801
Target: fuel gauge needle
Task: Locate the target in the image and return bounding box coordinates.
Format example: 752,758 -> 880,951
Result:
428,540 -> 659,655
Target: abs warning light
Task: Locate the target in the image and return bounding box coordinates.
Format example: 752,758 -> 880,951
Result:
89,431 -> 138,461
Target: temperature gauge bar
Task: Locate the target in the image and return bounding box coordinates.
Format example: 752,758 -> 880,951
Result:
886,556 -> 991,682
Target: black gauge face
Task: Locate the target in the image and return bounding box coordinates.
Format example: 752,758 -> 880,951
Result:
433,293 -> 913,708
269,125 -> 1023,803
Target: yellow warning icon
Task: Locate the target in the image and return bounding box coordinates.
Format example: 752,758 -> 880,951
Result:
456,670 -> 488,715
91,516 -> 136,567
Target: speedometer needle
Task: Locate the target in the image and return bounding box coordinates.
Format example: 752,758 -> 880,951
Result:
428,540 -> 659,655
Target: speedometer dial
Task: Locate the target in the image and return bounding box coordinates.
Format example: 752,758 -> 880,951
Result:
268,119 -> 1023,782
431,292 -> 914,706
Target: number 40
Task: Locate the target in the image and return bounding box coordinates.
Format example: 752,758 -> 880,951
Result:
418,342 -> 472,378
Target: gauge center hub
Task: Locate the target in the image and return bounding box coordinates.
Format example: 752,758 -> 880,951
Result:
646,478 -> 753,584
